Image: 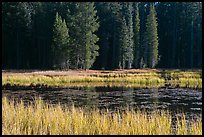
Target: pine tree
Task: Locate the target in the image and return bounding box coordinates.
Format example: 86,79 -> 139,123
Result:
143,4 -> 159,68
139,2 -> 148,68
119,3 -> 134,69
66,2 -> 99,70
133,3 -> 140,68
83,3 -> 100,70
51,12 -> 69,69
126,3 -> 134,68
119,17 -> 129,69
2,2 -> 202,70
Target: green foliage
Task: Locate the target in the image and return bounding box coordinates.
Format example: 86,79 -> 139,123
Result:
143,4 -> 159,68
66,2 -> 99,69
2,2 -> 202,70
52,12 -> 70,69
119,17 -> 129,69
133,3 -> 140,68
122,2 -> 134,68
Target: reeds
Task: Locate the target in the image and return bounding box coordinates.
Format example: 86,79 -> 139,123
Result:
2,97 -> 202,135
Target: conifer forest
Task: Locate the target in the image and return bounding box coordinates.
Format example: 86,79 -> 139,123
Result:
2,2 -> 202,70
2,2 -> 203,135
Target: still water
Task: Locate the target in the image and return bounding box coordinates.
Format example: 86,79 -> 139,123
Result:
2,87 -> 202,121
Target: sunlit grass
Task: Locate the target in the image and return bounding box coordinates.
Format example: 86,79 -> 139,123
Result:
2,75 -> 165,88
2,69 -> 202,89
2,97 -> 202,135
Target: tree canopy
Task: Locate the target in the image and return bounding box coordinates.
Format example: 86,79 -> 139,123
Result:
2,2 -> 202,70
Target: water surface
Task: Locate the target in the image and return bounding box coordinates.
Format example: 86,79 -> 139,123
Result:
2,87 -> 202,120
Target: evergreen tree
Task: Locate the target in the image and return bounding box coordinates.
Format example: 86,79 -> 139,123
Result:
66,2 -> 99,69
133,3 -> 140,68
124,3 -> 134,68
139,2 -> 148,68
83,3 -> 100,70
119,3 -> 134,69
119,17 -> 129,69
143,4 -> 159,68
2,2 -> 202,70
51,12 -> 69,69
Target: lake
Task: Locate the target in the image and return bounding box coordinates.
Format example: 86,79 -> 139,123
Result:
2,87 -> 202,121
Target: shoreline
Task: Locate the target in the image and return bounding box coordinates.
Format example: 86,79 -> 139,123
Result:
2,69 -> 202,89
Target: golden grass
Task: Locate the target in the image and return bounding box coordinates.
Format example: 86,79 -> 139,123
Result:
2,75 -> 201,89
2,69 -> 202,89
2,75 -> 165,88
2,97 -> 202,135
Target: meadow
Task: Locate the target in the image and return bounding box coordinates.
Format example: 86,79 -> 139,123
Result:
2,69 -> 202,89
2,97 -> 202,135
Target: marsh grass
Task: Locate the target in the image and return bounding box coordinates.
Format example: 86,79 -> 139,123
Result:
2,97 -> 202,135
2,75 -> 166,88
2,69 -> 202,89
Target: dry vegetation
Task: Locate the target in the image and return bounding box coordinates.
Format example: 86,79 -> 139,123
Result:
2,97 -> 202,135
2,69 -> 202,89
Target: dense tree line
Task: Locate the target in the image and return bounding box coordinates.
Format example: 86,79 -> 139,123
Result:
2,2 -> 202,70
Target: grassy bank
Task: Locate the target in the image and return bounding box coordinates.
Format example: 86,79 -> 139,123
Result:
2,97 -> 202,135
2,69 -> 202,89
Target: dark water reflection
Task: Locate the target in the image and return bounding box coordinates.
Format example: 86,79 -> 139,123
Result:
2,87 -> 202,121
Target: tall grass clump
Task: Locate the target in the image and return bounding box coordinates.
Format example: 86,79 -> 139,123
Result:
2,97 -> 202,135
